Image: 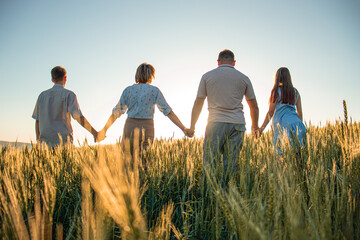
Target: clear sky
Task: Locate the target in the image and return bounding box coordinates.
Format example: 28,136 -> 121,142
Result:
1,0 -> 360,145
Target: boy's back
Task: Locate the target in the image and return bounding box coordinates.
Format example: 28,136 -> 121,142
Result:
32,84 -> 82,146
32,66 -> 98,146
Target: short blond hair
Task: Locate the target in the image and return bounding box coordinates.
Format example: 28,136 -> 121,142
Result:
135,63 -> 155,83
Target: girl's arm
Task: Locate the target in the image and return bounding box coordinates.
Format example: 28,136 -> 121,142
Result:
296,94 -> 303,121
259,100 -> 277,133
167,110 -> 187,133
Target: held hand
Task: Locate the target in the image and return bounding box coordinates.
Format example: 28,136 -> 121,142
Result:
95,129 -> 107,143
255,129 -> 262,138
184,128 -> 195,138
92,130 -> 99,142
254,127 -> 264,138
252,127 -> 260,138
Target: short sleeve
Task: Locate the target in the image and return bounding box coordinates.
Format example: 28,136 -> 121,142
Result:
294,88 -> 300,104
196,76 -> 207,99
244,78 -> 256,101
68,93 -> 83,119
32,95 -> 40,120
112,88 -> 128,117
156,89 -> 172,116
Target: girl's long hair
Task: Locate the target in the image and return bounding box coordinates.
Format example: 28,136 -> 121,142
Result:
270,67 -> 295,105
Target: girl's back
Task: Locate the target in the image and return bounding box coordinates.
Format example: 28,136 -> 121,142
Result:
273,87 -> 301,127
272,87 -> 306,148
259,67 -> 306,153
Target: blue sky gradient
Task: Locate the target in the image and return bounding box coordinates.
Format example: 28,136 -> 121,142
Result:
1,0 -> 359,144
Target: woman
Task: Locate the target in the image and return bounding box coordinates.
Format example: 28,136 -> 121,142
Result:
259,67 -> 306,153
98,63 -> 189,151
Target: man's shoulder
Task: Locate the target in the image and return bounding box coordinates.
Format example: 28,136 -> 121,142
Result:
203,67 -> 219,77
225,67 -> 248,79
237,71 -> 251,82
203,67 -> 250,81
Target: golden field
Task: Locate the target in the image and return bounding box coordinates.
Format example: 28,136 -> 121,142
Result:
0,120 -> 359,239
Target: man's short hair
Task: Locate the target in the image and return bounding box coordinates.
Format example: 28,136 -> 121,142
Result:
51,66 -> 67,82
218,49 -> 235,63
135,63 -> 155,84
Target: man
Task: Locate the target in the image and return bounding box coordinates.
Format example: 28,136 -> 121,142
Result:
32,66 -> 98,147
189,49 -> 259,177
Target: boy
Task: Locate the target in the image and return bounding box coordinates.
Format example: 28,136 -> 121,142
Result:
32,66 -> 98,146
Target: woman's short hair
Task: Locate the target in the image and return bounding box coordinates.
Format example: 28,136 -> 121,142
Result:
51,66 -> 67,82
135,63 -> 155,83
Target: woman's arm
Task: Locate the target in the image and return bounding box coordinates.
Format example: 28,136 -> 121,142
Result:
167,110 -> 187,133
97,113 -> 120,142
103,113 -> 119,132
259,100 -> 277,133
296,95 -> 303,121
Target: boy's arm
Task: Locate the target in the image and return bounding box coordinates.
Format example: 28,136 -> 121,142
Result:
68,93 -> 98,141
73,115 -> 98,139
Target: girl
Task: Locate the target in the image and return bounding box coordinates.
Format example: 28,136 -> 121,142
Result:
98,63 -> 188,150
259,67 -> 306,153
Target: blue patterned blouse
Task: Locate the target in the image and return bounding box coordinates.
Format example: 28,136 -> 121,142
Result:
112,83 -> 172,119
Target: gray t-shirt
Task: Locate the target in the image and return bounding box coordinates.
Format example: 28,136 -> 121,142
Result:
197,64 -> 256,124
32,84 -> 83,146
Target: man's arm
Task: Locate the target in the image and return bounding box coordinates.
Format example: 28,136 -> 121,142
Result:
189,97 -> 205,137
246,98 -> 259,133
35,120 -> 40,141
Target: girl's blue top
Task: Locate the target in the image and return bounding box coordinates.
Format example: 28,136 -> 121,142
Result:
272,87 -> 306,146
112,83 -> 172,119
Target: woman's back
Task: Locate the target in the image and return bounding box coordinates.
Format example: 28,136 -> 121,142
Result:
114,83 -> 172,120
98,62 -> 188,149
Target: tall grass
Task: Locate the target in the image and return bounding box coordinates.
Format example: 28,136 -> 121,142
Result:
0,120 -> 359,239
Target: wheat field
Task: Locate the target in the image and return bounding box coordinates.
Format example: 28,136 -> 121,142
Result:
0,119 -> 359,240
